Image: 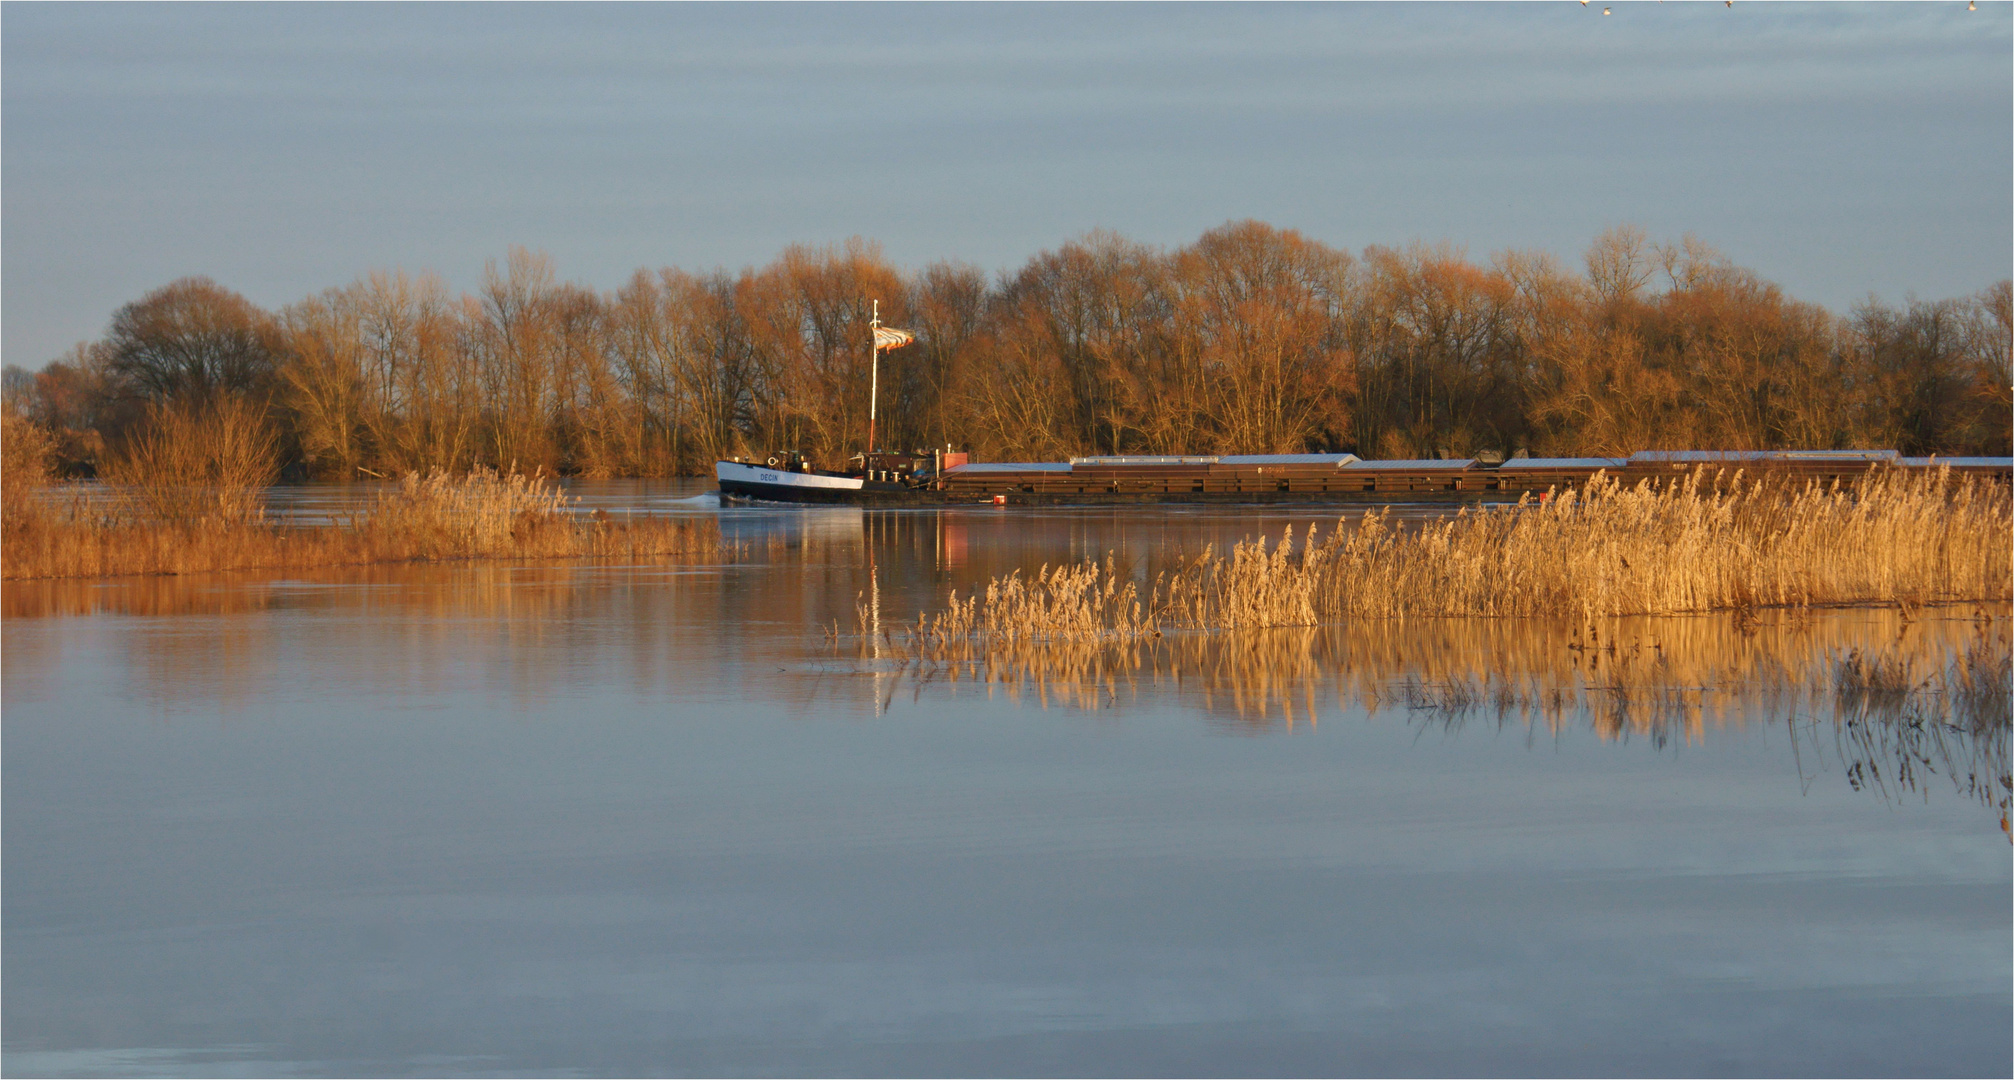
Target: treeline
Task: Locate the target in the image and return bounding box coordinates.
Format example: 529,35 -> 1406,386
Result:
6,222 -> 2008,479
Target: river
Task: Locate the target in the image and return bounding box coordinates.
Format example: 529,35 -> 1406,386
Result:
4,485 -> 2008,1077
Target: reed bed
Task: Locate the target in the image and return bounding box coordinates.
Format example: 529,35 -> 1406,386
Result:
913,468 -> 2010,646
1,467 -> 728,580
918,555 -> 1156,647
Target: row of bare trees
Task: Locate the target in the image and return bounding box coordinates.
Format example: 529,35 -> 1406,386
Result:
7,222 -> 2009,478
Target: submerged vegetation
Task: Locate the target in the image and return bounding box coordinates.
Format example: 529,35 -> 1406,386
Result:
1826,633 -> 2011,817
909,467 -> 2010,642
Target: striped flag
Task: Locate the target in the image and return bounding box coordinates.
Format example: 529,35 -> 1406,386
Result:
873,325 -> 915,351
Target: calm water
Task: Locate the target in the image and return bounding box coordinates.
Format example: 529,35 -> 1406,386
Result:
4,488 -> 2009,1078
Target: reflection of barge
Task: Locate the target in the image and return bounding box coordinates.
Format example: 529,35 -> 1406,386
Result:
716,449 -> 2012,506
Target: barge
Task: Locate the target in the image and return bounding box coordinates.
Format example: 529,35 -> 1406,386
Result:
715,449 -> 2013,506
713,301 -> 2010,506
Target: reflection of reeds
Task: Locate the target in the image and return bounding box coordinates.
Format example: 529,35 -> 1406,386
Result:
918,468 -> 2010,641
2,467 -> 728,580
905,608 -> 2005,730
892,607 -> 2012,826
1820,633 -> 2011,831
2,560 -> 743,714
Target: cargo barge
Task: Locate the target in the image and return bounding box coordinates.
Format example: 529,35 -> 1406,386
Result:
716,304 -> 2010,506
715,449 -> 2012,506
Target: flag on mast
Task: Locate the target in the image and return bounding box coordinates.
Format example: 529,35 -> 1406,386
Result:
873,325 -> 915,351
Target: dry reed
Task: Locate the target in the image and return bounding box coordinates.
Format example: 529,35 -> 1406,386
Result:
915,467 -> 2011,645
891,468 -> 2011,824
2,466 -> 727,580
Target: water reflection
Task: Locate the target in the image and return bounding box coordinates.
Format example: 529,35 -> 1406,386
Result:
6,505 -> 2009,1076
7,503 -> 2007,829
3,564 -> 745,715
879,608 -> 2011,825
888,609 -> 2001,730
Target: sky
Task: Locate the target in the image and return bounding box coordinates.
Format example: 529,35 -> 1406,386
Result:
3,2 -> 2009,369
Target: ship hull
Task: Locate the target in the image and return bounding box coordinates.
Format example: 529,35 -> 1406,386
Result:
715,460 -> 924,504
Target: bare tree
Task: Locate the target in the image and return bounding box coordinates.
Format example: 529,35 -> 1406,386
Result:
1585,224 -> 1654,307
905,261 -> 989,451
1351,243 -> 1520,457
44,225 -> 2014,480
738,239 -> 907,464
993,231 -> 1170,455
100,277 -> 281,409
1171,221 -> 1352,453
468,248 -> 585,473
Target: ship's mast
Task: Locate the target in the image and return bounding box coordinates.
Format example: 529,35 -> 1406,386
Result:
868,299 -> 881,460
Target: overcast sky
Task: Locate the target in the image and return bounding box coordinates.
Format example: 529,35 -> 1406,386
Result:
4,2 -> 2009,368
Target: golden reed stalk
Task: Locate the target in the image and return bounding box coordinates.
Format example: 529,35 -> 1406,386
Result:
915,467 -> 2011,642
2,464 -> 727,580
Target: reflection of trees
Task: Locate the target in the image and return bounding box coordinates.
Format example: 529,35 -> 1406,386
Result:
892,607 -> 2011,826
